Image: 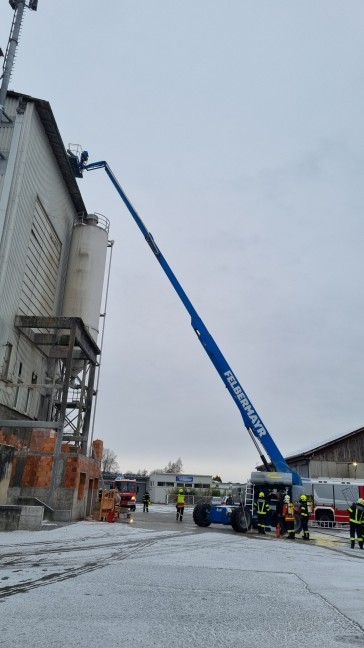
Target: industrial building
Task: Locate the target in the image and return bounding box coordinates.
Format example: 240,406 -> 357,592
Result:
147,471 -> 243,503
0,87 -> 110,522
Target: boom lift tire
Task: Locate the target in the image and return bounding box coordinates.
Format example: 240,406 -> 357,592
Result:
230,507 -> 251,533
193,502 -> 212,527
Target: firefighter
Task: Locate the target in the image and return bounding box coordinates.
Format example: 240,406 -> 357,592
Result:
298,494 -> 310,540
274,491 -> 285,534
347,498 -> 364,549
142,490 -> 150,513
176,488 -> 185,521
254,491 -> 270,534
282,494 -> 295,539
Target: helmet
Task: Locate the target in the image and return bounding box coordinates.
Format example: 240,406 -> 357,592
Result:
258,492 -> 265,498
299,495 -> 307,501
179,489 -> 184,493
357,498 -> 364,506
284,495 -> 290,503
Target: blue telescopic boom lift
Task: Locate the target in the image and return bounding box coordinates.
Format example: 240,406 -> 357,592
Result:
79,155 -> 301,488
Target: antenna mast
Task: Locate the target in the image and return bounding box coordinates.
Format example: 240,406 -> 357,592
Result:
0,0 -> 38,122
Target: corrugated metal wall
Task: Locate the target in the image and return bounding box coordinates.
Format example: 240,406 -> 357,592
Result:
0,97 -> 79,419
19,198 -> 62,317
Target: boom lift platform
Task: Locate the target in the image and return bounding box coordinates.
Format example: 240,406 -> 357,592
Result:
68,150 -> 303,533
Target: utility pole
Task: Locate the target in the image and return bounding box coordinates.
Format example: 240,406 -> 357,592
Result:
0,0 -> 38,122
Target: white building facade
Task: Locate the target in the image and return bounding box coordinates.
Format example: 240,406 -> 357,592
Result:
148,472 -> 213,504
0,91 -> 88,422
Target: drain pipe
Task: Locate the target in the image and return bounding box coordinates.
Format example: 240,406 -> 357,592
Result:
89,239 -> 115,455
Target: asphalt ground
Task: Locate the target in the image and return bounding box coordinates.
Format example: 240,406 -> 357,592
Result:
130,504 -> 361,557
2,503 -> 364,648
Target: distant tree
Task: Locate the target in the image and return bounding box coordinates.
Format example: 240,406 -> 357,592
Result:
136,469 -> 149,477
164,457 -> 183,474
124,471 -> 136,479
124,469 -> 149,478
101,448 -> 120,473
212,475 -> 222,482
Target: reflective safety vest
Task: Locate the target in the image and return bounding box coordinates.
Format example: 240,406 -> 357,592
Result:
177,494 -> 185,508
299,502 -> 309,518
348,503 -> 364,525
283,502 -> 295,522
255,498 -> 269,515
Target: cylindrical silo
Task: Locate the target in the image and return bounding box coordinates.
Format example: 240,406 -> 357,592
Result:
62,213 -> 109,341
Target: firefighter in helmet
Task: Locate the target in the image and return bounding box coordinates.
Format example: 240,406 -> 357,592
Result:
254,491 -> 270,534
176,488 -> 186,522
282,494 -> 295,539
298,494 -> 310,540
142,490 -> 150,513
347,498 -> 364,549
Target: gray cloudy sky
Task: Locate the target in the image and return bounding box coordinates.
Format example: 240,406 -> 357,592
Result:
2,1 -> 364,482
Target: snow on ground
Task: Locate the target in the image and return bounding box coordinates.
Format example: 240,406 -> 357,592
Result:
0,507 -> 363,648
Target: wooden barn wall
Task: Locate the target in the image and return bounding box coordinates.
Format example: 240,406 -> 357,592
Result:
312,432 -> 364,463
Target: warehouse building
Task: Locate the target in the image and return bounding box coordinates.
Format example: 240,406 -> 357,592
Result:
284,427 -> 364,480
0,89 -> 109,521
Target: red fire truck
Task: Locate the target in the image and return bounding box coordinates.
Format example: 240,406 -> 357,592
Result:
301,477 -> 364,525
103,474 -> 137,511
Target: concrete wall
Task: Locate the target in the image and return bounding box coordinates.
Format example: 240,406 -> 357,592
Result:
0,504 -> 43,531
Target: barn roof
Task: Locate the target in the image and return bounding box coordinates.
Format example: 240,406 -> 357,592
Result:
285,426 -> 364,461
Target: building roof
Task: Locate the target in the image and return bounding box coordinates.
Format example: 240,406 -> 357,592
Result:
7,90 -> 87,216
285,426 -> 364,461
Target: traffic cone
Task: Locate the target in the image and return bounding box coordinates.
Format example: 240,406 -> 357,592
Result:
276,523 -> 281,538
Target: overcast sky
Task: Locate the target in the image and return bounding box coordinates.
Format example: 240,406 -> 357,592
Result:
1,1 -> 364,482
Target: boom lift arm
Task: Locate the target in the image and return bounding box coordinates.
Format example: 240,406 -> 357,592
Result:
83,159 -> 301,486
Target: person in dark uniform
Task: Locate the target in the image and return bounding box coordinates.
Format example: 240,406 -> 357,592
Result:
347,498 -> 364,549
254,491 -> 270,534
298,494 -> 310,540
142,490 -> 150,512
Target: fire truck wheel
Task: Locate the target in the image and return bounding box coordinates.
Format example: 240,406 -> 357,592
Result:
316,511 -> 334,527
193,502 -> 211,527
230,507 -> 251,533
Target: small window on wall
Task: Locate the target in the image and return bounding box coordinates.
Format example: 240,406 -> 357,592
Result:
78,472 -> 86,500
